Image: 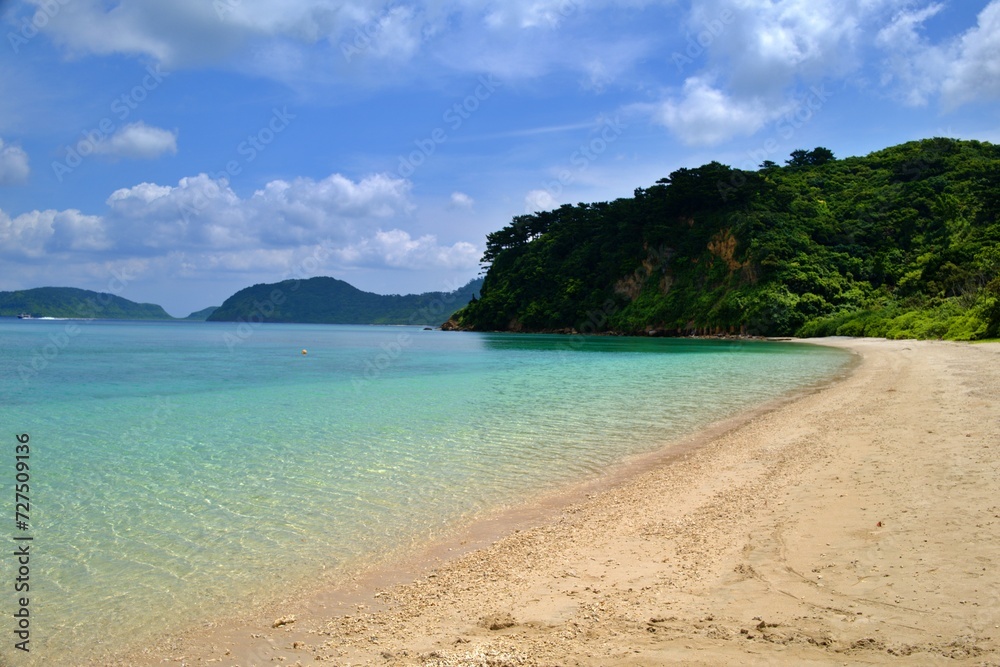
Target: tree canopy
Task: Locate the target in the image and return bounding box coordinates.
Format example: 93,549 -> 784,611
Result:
0,287 -> 173,319
456,139 -> 1000,340
208,277 -> 482,325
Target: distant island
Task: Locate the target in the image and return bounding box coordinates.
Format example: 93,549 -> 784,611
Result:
453,138 -> 1000,341
207,277 -> 482,325
1,278 -> 482,325
183,306 -> 219,321
0,287 -> 173,320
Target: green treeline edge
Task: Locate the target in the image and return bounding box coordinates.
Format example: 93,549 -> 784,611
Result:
455,138 -> 1000,340
207,276 -> 482,325
0,287 -> 173,319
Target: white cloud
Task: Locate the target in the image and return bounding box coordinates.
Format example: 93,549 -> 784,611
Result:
24,0 -> 659,88
655,76 -> 782,146
39,0 -> 998,111
97,172 -> 414,252
872,0 -> 1000,108
0,138 -> 30,185
649,1 -> 999,141
0,169 -> 476,273
644,1 -> 897,144
335,229 -> 479,269
30,0 -> 255,66
0,209 -> 49,258
689,0 -> 876,97
25,0 -> 366,66
941,1 -> 1000,107
93,122 -> 178,160
103,176 -> 245,251
484,0 -> 579,30
255,172 -> 412,219
365,6 -> 423,61
875,3 -> 950,106
449,192 -> 474,209
0,208 -> 107,257
876,3 -> 945,51
46,209 -> 111,252
524,188 -> 559,212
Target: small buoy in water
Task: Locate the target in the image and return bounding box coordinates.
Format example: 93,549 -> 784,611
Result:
301,349 -> 307,355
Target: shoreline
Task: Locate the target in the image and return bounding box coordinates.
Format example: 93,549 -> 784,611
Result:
113,338 -> 999,666
98,340 -> 854,666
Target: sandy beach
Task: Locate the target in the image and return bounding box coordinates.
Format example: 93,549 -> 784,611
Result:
119,337 -> 1000,667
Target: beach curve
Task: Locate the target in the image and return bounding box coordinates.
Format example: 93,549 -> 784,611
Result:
114,338 -> 1000,666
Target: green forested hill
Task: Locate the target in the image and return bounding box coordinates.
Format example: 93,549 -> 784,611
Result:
0,287 -> 173,319
184,306 -> 219,320
456,138 -> 1000,340
208,276 -> 482,325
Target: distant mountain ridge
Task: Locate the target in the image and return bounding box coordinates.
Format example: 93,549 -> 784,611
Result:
0,287 -> 172,319
207,276 -> 482,325
2,278 -> 482,325
184,306 -> 219,321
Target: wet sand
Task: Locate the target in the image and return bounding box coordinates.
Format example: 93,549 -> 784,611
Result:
116,338 -> 1000,666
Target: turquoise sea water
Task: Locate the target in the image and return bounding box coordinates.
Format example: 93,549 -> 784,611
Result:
0,320 -> 850,664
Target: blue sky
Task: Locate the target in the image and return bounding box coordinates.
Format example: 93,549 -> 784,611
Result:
1,0 -> 998,316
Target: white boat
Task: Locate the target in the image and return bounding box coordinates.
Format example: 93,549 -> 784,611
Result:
17,313 -> 34,319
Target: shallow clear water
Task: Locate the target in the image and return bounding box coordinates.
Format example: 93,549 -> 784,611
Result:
0,319 -> 849,664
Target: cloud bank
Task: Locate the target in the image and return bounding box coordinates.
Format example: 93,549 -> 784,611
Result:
93,122 -> 178,160
0,170 -> 478,280
0,138 -> 30,185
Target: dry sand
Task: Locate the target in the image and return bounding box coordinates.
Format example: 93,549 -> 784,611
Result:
123,338 -> 1000,667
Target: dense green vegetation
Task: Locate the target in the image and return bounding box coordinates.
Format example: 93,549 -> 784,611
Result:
456,138 -> 1000,340
0,287 -> 173,319
183,306 -> 219,320
208,276 -> 482,325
